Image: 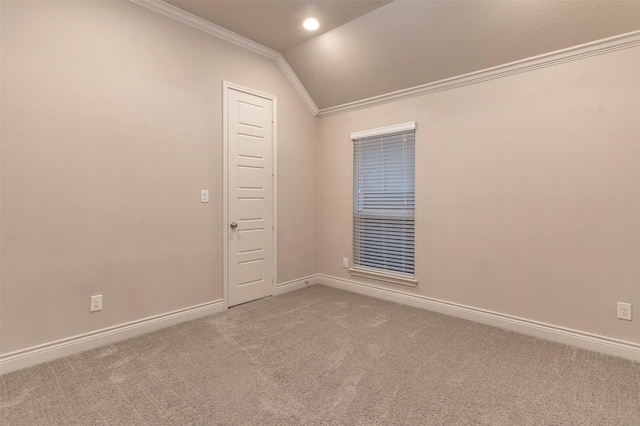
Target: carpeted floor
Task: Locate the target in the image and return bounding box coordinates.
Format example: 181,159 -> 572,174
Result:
1,285 -> 639,425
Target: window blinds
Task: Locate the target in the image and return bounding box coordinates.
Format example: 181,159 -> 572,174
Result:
353,129 -> 415,277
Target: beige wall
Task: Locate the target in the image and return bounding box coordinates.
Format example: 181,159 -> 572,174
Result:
318,46 -> 640,343
0,1 -> 317,353
1,0 -> 637,357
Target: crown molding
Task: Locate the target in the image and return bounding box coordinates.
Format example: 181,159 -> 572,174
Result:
318,30 -> 640,117
124,2 -> 639,118
274,55 -> 319,115
130,0 -> 318,116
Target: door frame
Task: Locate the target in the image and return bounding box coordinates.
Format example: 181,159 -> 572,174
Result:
222,81 -> 278,310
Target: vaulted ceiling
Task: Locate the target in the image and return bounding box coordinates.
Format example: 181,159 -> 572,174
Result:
165,1 -> 640,111
164,0 -> 392,51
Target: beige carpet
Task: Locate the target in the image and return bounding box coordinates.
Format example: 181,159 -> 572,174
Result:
1,285 -> 639,425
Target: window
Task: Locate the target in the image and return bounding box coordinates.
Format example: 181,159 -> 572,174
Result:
351,122 -> 416,286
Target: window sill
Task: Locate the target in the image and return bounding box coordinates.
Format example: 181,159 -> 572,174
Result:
348,267 -> 418,288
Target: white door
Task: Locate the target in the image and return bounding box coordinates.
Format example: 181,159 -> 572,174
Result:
226,85 -> 275,307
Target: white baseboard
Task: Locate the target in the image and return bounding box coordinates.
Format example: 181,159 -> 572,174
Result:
4,275 -> 636,374
275,274 -> 319,295
0,299 -> 224,375
318,274 -> 640,362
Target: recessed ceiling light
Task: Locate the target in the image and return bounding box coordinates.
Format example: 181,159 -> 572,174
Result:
303,18 -> 319,31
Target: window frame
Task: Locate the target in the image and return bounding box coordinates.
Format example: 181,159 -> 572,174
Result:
349,122 -> 418,287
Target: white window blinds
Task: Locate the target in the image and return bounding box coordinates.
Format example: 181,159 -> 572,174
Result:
353,125 -> 415,278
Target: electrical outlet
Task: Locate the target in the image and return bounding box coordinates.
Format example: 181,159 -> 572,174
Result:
342,258 -> 349,268
91,295 -> 103,312
617,302 -> 632,321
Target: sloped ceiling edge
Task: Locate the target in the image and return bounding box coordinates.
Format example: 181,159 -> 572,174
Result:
317,30 -> 640,116
130,1 -> 640,118
130,0 -> 319,115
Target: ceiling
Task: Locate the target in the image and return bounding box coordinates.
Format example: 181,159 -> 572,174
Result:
164,0 -> 391,51
165,1 -> 640,110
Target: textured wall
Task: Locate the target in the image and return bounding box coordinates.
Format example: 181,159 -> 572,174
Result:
317,47 -> 640,343
1,0 -> 317,353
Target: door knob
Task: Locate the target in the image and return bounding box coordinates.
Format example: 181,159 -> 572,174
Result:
230,222 -> 238,229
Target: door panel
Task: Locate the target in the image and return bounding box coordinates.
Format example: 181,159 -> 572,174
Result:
227,88 -> 274,307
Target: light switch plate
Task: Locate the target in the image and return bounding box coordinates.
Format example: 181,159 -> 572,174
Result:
201,190 -> 209,203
